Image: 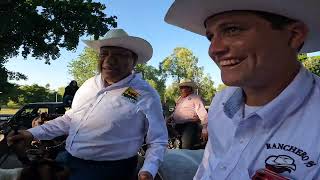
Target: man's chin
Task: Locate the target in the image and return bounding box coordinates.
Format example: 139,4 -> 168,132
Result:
221,77 -> 242,87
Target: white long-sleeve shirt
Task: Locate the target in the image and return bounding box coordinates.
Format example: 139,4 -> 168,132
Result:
28,73 -> 168,177
194,67 -> 320,179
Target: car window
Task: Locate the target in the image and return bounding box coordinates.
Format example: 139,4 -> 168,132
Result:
21,108 -> 36,116
54,106 -> 67,114
38,108 -> 49,114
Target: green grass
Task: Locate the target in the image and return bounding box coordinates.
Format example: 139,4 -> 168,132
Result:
0,108 -> 19,115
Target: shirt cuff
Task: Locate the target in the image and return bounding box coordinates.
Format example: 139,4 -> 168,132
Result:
139,162 -> 158,179
27,126 -> 46,140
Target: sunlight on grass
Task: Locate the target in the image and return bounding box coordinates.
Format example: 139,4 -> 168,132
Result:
0,108 -> 19,115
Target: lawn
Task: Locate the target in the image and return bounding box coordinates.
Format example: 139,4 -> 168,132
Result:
0,108 -> 19,115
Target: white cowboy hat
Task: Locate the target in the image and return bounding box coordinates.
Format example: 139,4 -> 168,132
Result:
179,79 -> 197,89
83,29 -> 153,64
165,0 -> 319,53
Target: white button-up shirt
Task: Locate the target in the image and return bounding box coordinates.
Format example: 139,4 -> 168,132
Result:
194,66 -> 320,180
28,73 -> 168,177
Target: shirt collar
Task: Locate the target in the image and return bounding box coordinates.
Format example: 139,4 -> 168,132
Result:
223,66 -> 314,129
95,73 -> 137,91
223,89 -> 244,119
257,66 -> 314,128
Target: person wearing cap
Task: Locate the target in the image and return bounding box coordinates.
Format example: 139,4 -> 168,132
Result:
165,0 -> 320,179
7,29 -> 168,180
168,79 -> 208,149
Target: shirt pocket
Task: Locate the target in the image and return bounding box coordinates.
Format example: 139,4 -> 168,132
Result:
110,96 -> 138,126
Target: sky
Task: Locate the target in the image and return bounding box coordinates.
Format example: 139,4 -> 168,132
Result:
5,0 -> 320,90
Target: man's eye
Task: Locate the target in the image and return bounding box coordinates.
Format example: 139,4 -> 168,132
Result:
224,26 -> 242,35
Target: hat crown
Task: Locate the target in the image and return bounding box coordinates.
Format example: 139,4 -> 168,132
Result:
180,79 -> 193,84
103,29 -> 129,40
83,28 -> 153,64
165,0 -> 320,53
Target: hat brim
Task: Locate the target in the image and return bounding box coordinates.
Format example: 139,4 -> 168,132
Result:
83,36 -> 153,64
165,0 -> 319,53
179,82 -> 197,88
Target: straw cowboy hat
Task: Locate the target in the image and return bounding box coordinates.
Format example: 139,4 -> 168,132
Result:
165,0 -> 319,53
179,79 -> 197,89
83,29 -> 153,64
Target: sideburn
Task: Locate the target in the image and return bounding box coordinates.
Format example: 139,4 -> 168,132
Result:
97,59 -> 103,73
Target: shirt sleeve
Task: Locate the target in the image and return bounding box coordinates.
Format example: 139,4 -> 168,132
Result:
193,138 -> 213,180
139,94 -> 168,178
194,97 -> 208,125
27,111 -> 72,140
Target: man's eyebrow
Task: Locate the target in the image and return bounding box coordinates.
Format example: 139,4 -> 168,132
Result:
215,21 -> 241,29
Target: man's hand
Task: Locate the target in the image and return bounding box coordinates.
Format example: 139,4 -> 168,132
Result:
200,127 -> 208,141
139,171 -> 153,180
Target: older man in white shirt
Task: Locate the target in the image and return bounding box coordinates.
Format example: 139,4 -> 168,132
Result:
8,29 -> 168,180
165,0 -> 320,179
168,79 -> 208,149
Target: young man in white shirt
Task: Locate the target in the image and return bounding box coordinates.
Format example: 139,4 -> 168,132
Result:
165,0 -> 320,179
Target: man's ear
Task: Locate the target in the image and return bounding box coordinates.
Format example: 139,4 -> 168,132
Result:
287,22 -> 309,51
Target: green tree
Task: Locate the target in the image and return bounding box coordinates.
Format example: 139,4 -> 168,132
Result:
164,83 -> 179,107
198,75 -> 216,104
0,0 -> 117,101
0,82 -> 21,106
298,53 -> 308,63
135,64 -> 166,99
303,56 -> 320,76
0,0 -> 116,63
68,48 -> 99,85
216,84 -> 228,92
161,47 -> 216,105
160,47 -> 204,82
0,64 -> 27,105
18,84 -> 56,104
57,86 -> 65,97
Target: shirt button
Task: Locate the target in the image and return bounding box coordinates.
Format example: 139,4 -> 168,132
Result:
240,139 -> 244,144
220,165 -> 227,170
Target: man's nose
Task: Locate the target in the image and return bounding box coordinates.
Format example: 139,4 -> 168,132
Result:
208,36 -> 229,58
102,55 -> 117,66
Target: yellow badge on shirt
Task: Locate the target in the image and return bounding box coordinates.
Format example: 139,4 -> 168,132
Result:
122,87 -> 140,104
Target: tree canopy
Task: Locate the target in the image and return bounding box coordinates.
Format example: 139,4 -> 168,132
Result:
0,0 -> 116,62
68,47 -> 99,85
160,47 -> 216,105
135,64 -> 166,99
160,47 -> 203,82
0,0 -> 117,104
298,54 -> 320,76
303,56 -> 320,76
